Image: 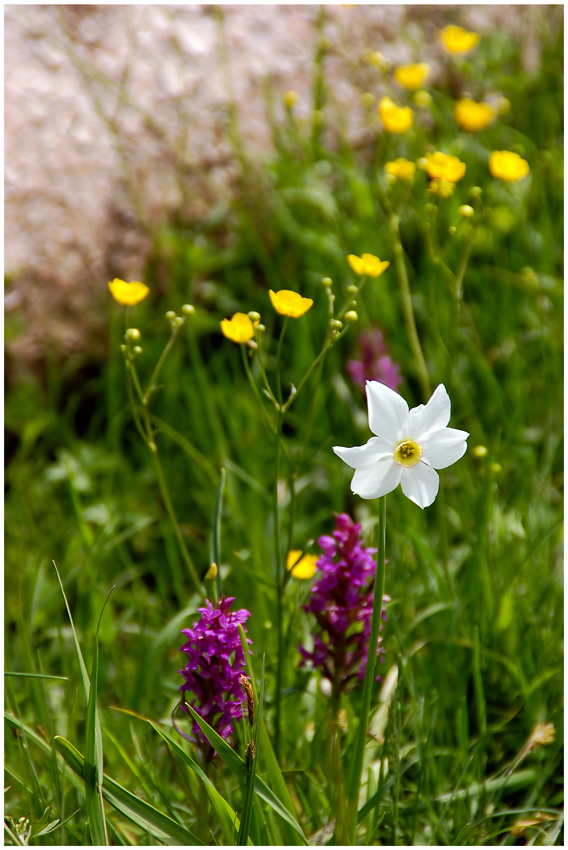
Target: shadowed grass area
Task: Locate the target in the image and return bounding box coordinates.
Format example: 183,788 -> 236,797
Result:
5,16 -> 563,847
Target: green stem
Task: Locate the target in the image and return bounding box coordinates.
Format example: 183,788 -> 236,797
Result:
273,409 -> 285,759
145,324 -> 183,402
275,318 -> 288,405
128,360 -> 203,598
282,338 -> 333,412
254,334 -> 279,408
387,212 -> 431,402
151,442 -> 203,597
241,345 -> 276,436
344,495 -> 387,844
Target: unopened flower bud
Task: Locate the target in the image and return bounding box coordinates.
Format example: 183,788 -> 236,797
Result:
497,96 -> 510,115
120,344 -> 127,352
473,445 -> 488,457
385,172 -> 397,186
417,157 -> 429,171
165,310 -> 176,320
345,310 -> 359,323
133,346 -> 143,355
330,319 -> 343,330
350,300 -> 357,307
182,304 -> 195,315
149,441 -> 158,453
470,186 -> 482,198
126,328 -> 141,341
362,91 -> 375,108
414,90 -> 432,108
206,563 -> 218,579
173,316 -> 184,327
448,226 -> 456,236
321,276 -> 333,287
489,462 -> 502,474
347,284 -> 358,294
459,204 -> 474,217
283,90 -> 298,108
248,311 -> 261,323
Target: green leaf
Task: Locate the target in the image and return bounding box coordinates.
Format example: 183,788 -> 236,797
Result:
55,736 -> 203,846
149,722 -> 243,845
185,705 -> 309,844
238,623 -> 303,845
238,655 -> 264,844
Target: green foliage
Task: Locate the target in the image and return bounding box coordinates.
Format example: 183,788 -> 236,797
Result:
5,17 -> 563,846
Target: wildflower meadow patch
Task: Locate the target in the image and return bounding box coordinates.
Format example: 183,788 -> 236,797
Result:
5,9 -> 563,847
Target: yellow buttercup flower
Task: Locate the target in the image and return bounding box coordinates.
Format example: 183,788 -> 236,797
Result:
220,312 -> 256,344
269,289 -> 313,318
385,158 -> 416,181
488,150 -> 530,182
347,254 -> 390,278
425,151 -> 466,183
454,98 -> 496,132
378,97 -> 413,134
108,278 -> 150,306
440,25 -> 480,54
286,550 -> 319,580
428,179 -> 455,199
394,63 -> 430,90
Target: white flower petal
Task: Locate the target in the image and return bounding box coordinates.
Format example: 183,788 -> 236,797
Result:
366,381 -> 408,443
421,427 -> 469,469
400,463 -> 439,509
333,437 -> 393,470
351,458 -> 402,500
408,384 -> 451,439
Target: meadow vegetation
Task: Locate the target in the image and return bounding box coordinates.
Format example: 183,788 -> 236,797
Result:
5,14 -> 563,846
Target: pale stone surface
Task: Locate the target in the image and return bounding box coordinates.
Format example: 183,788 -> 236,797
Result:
4,4 -> 559,366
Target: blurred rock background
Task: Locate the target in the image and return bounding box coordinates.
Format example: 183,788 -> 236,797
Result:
5,4 -> 559,375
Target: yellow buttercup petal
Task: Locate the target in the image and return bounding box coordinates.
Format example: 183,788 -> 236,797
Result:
347,254 -> 390,278
454,98 -> 496,132
269,289 -> 313,318
424,151 -> 466,183
220,313 -> 256,344
394,63 -> 430,90
385,158 -> 416,181
108,278 -> 150,306
488,150 -> 530,182
378,97 -> 413,134
286,550 -> 319,579
440,25 -> 480,54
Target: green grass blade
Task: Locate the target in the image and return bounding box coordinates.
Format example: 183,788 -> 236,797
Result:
238,654 -> 265,844
149,721 -> 244,845
4,672 -> 68,680
238,623 -> 303,845
6,713 -> 84,794
52,560 -> 90,701
84,589 -> 114,846
185,705 -> 309,843
54,736 -> 203,846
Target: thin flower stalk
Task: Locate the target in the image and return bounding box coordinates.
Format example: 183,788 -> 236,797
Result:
343,496 -> 387,843
125,342 -> 203,597
386,208 -> 431,401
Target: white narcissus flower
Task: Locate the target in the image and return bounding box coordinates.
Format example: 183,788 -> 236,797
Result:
334,382 -> 469,509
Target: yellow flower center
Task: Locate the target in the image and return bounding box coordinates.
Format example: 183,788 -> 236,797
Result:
393,439 -> 423,468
